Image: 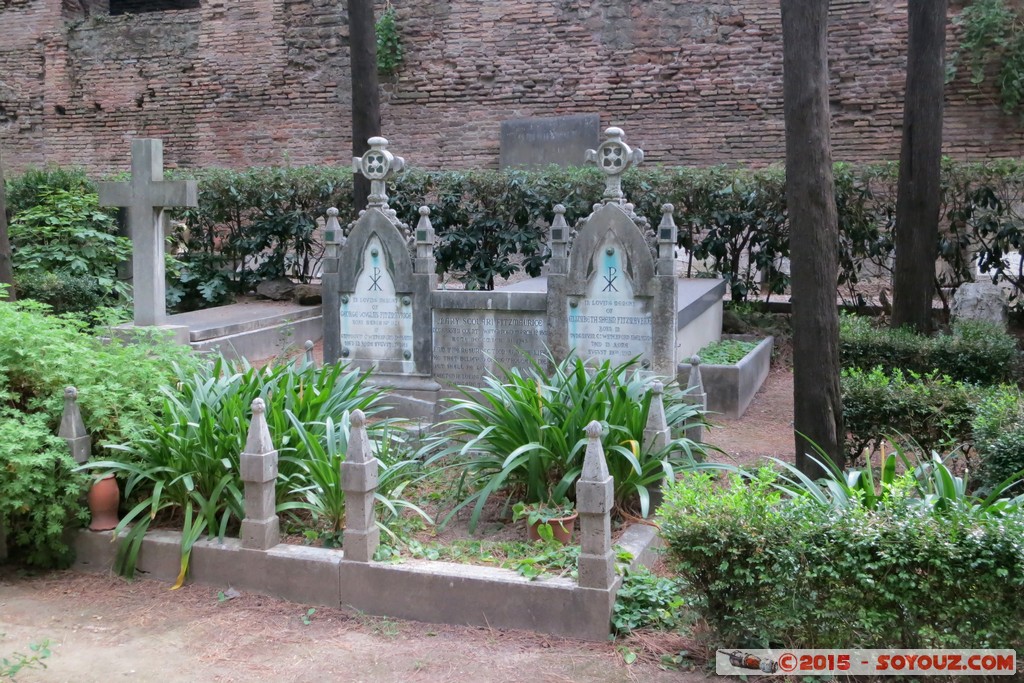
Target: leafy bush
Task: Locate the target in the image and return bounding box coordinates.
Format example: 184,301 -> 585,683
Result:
8,189 -> 131,305
841,366 -> 980,460
428,354 -> 709,530
973,386 -> 1024,494
4,166 -> 95,216
0,407 -> 88,567
15,271 -> 109,315
612,567 -> 688,635
658,470 -> 1024,650
0,298 -> 201,449
840,314 -> 1019,385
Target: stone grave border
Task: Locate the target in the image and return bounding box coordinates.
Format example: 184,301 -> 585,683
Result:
70,396 -> 663,642
678,334 -> 774,419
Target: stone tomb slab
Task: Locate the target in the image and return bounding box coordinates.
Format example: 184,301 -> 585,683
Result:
499,114 -> 601,169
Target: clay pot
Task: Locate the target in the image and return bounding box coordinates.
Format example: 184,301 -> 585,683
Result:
87,474 -> 120,532
526,512 -> 578,545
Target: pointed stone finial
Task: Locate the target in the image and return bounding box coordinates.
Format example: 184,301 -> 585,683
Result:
304,340 -> 315,366
644,380 -> 670,452
59,385 -> 91,463
245,398 -> 274,454
341,407 -> 380,561
581,421 -> 609,480
325,206 -> 346,250
551,205 -> 568,243
415,205 -> 434,244
659,204 -> 677,243
352,136 -> 405,209
584,127 -> 644,204
688,355 -> 703,393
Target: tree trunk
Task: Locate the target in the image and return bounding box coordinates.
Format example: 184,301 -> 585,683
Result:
0,149 -> 15,301
349,0 -> 382,213
891,0 -> 947,334
781,0 -> 845,475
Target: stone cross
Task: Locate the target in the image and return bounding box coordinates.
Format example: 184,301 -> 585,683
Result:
240,398 -> 281,550
575,421 -> 615,590
584,127 -> 644,205
98,139 -> 198,327
352,136 -> 405,210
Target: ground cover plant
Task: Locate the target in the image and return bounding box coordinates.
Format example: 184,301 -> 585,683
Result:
425,354 -> 710,531
658,457 -> 1024,651
693,338 -> 758,365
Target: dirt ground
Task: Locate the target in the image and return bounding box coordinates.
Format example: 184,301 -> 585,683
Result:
0,357 -> 795,683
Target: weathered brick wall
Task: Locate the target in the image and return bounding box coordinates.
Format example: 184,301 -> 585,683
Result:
0,0 -> 1021,175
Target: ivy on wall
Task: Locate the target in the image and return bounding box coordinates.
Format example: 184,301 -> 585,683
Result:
950,0 -> 1024,118
375,1 -> 403,77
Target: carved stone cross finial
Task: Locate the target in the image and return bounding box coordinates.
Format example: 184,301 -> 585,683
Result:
352,136 -> 405,209
584,127 -> 644,205
98,139 -> 198,327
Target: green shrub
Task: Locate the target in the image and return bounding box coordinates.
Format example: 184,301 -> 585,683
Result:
427,354 -> 709,530
0,407 -> 88,567
973,385 -> 1024,494
14,271 -> 109,315
612,567 -> 688,635
841,366 -> 980,460
8,189 -> 132,305
840,314 -> 1019,385
658,471 -> 1024,650
4,166 -> 94,216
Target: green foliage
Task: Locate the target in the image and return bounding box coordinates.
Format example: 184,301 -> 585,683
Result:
0,639 -> 53,679
13,272 -> 109,316
375,2 -> 404,76
0,408 -> 88,568
427,353 -> 709,531
4,166 -> 94,215
951,0 -> 1024,117
0,298 -> 201,449
841,366 -> 980,461
392,537 -> 585,580
694,338 -> 757,365
612,568 -> 688,635
658,470 -> 1024,650
839,314 -> 1019,384
8,189 -> 131,306
972,385 -> 1024,494
168,166 -> 353,310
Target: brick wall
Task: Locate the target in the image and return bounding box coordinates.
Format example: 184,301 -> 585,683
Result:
0,0 -> 1021,175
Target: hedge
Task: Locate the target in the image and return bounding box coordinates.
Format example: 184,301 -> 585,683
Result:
10,159 -> 1024,308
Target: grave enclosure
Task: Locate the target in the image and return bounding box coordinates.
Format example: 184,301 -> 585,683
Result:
70,126 -> 742,641
322,128 -> 726,418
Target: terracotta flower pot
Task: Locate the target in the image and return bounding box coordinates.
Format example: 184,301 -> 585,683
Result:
526,512 -> 578,545
88,474 -> 120,532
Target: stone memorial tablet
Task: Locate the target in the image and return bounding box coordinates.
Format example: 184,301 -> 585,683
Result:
433,310 -> 547,387
499,114 -> 601,169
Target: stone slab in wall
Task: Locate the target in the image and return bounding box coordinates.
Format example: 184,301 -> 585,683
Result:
499,114 -> 600,169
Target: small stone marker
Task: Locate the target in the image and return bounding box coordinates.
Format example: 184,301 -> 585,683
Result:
951,280 -> 1009,328
643,381 -> 670,452
341,409 -> 380,562
98,139 -> 198,327
684,356 -> 706,444
59,386 -> 91,464
576,421 -> 615,590
240,398 -> 280,550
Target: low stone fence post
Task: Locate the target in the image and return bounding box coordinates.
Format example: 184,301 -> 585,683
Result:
59,386 -> 91,464
644,381 -> 670,452
341,409 -> 379,562
576,421 -> 614,590
683,356 -> 706,444
240,398 -> 281,550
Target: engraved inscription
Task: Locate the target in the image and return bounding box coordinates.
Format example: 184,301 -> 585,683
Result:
432,311 -> 547,388
340,235 -> 414,366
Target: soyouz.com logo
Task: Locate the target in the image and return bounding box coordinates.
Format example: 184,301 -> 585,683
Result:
716,649 -> 1017,676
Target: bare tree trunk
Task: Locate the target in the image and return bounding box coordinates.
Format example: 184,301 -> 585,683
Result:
781,0 -> 845,475
349,0 -> 382,213
891,0 -> 947,334
0,149 -> 15,301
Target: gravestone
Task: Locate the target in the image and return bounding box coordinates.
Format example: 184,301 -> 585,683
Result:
499,114 -> 601,169
322,137 -> 439,417
98,139 -> 197,328
548,127 -> 678,377
951,280 -> 1009,328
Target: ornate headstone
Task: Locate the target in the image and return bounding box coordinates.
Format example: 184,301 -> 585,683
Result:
322,137 -> 439,418
547,126 -> 677,377
98,139 -> 198,327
